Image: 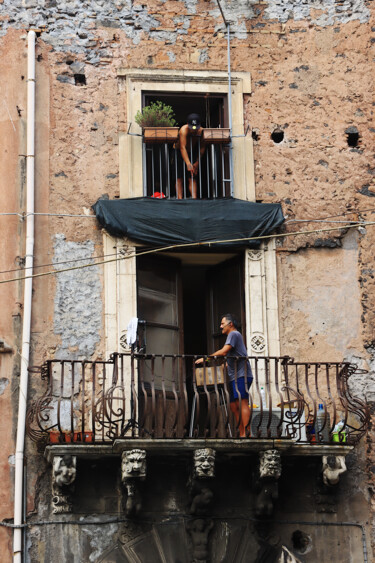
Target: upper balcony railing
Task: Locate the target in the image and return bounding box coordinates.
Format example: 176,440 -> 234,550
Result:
142,127 -> 232,199
26,354 -> 369,446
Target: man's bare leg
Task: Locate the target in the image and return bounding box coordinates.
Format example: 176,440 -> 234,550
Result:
230,399 -> 250,437
176,178 -> 183,199
239,398 -> 250,437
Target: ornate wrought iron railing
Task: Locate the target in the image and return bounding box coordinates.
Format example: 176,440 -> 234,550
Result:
26,354 -> 369,445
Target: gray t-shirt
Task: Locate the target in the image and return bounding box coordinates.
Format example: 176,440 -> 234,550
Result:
225,330 -> 252,382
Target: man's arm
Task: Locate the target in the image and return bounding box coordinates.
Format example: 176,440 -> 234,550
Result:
195,344 -> 232,364
178,126 -> 194,172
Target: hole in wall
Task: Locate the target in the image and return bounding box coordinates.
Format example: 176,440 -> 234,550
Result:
252,130 -> 260,141
292,530 -> 312,554
74,74 -> 86,86
346,131 -> 359,147
271,129 -> 284,143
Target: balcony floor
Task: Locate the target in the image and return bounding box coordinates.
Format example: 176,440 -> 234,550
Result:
44,439 -> 353,463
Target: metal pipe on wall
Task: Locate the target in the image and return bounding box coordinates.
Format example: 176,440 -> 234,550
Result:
13,29 -> 36,563
216,0 -> 234,196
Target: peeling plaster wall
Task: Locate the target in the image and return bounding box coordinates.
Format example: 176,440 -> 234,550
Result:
53,234 -> 102,359
277,230 -> 362,361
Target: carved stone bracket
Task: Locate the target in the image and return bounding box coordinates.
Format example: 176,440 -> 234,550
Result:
188,449 -> 216,517
52,455 -> 77,514
121,449 -> 147,516
193,448 -> 215,480
322,455 -> 347,486
255,449 -> 281,517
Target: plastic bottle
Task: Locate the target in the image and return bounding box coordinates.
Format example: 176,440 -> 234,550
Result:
316,403 -> 330,443
333,419 -> 347,443
260,386 -> 267,409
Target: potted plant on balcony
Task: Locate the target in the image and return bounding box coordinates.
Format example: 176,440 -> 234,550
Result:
135,101 -> 179,143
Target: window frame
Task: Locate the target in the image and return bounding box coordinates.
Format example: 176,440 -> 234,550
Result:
118,68 -> 255,201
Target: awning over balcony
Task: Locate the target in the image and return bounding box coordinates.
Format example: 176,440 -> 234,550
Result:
92,197 -> 285,248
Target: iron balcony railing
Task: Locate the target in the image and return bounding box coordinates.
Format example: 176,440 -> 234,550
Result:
143,135 -> 232,199
26,354 -> 369,445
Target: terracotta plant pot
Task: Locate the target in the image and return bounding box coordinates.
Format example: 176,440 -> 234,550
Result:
202,128 -> 231,144
48,431 -> 61,443
142,127 -> 179,143
49,431 -> 73,443
73,431 -> 93,443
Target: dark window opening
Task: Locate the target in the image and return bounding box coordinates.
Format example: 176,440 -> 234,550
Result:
271,129 -> 284,143
142,92 -> 231,199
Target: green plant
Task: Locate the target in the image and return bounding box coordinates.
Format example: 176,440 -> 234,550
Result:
135,101 -> 177,128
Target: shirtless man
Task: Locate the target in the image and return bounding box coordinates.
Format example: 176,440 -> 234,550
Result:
174,113 -> 206,199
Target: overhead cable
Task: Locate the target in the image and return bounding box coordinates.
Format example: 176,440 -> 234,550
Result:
0,221 -> 374,285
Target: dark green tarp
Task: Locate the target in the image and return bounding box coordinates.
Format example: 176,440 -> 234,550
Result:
92,197 -> 284,248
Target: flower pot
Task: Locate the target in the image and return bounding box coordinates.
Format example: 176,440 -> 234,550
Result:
202,128 -> 231,144
143,127 -> 179,143
49,431 -> 73,443
73,431 -> 93,443
49,431 -> 61,443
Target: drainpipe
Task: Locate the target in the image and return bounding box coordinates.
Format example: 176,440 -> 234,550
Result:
13,29 -> 36,563
216,0 -> 234,196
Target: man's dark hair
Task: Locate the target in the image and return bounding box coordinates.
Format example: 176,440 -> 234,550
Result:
222,313 -> 238,329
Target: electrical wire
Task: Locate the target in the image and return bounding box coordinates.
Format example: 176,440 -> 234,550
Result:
0,253 -> 118,275
0,206 -> 374,277
0,221 -> 374,285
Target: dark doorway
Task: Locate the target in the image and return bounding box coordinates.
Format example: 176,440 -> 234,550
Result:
136,252 -> 245,437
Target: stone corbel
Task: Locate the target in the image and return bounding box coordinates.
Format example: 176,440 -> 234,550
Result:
322,455 -> 347,486
121,449 -> 146,516
255,449 -> 281,517
189,448 -> 216,516
193,448 -> 216,480
52,455 -> 77,514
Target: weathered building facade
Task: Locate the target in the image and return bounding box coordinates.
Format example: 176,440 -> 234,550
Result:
0,0 -> 374,561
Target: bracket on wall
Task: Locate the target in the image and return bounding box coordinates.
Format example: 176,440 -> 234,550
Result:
322,455 -> 347,486
254,449 -> 282,517
52,455 -> 77,514
121,449 -> 147,516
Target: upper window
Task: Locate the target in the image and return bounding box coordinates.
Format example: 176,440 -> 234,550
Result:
118,69 -> 254,202
142,92 -> 231,199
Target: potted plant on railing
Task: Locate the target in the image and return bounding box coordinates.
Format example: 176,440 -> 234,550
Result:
135,101 -> 179,143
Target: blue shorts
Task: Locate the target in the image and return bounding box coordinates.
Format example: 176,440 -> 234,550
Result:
229,377 -> 253,403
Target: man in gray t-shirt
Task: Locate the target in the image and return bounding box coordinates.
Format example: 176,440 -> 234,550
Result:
225,330 -> 252,382
196,313 -> 253,438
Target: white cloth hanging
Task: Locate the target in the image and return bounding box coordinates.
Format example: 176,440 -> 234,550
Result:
126,317 -> 138,347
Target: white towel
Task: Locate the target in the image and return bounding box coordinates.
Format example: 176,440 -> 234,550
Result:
127,317 -> 138,346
